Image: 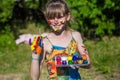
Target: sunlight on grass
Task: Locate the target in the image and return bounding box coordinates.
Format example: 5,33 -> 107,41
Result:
0,37 -> 119,80
0,23 -> 120,80
85,36 -> 120,79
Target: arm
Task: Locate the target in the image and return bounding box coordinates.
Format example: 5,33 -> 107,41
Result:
15,33 -> 48,45
16,34 -> 47,79
30,46 -> 46,80
15,34 -> 34,45
73,31 -> 91,69
30,36 -> 46,80
30,53 -> 40,80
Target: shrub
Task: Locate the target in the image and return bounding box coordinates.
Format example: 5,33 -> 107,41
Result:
0,25 -> 16,52
67,0 -> 120,38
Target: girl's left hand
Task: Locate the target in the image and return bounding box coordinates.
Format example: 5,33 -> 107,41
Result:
70,65 -> 80,69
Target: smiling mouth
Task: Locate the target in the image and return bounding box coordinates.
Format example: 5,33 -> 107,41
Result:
54,28 -> 60,31
54,26 -> 61,31
53,25 -> 63,31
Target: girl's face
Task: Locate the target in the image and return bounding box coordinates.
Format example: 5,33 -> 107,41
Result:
47,15 -> 67,32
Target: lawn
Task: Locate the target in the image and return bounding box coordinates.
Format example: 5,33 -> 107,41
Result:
0,24 -> 120,80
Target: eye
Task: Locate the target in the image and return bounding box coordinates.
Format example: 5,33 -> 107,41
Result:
48,16 -> 54,20
58,16 -> 64,19
48,17 -> 54,20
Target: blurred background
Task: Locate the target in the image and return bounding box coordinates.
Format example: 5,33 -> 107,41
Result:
0,0 -> 120,80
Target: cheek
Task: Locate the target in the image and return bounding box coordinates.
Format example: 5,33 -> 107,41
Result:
59,18 -> 66,24
47,20 -> 53,25
60,20 -> 65,24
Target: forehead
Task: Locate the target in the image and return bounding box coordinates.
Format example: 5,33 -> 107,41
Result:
46,2 -> 66,19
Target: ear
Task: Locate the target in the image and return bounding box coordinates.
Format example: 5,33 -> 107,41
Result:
66,12 -> 71,21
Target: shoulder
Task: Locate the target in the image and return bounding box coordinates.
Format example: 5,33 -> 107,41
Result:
69,29 -> 82,37
41,32 -> 51,46
41,33 -> 48,38
42,33 -> 53,53
72,30 -> 82,38
71,30 -> 83,43
41,32 -> 49,43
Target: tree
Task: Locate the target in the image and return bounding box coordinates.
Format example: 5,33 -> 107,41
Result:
67,0 -> 120,38
0,0 -> 120,39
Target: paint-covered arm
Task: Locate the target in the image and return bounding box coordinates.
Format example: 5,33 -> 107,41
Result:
30,35 -> 46,80
15,33 -> 48,45
72,31 -> 91,68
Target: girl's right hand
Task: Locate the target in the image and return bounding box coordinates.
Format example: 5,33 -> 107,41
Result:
15,34 -> 34,45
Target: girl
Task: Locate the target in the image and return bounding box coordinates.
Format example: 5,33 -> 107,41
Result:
30,0 -> 91,80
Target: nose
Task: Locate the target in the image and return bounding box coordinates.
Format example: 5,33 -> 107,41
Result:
54,17 -> 58,21
54,17 -> 58,24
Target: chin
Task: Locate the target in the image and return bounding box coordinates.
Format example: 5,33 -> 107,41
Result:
54,29 -> 61,32
52,26 -> 65,34
52,29 -> 62,35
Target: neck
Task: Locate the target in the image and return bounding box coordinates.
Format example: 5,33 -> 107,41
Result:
53,26 -> 66,35
53,29 -> 67,37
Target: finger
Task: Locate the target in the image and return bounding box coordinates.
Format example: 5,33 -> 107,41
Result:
75,66 -> 80,68
70,65 -> 76,69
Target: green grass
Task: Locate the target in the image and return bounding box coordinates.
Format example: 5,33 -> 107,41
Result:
0,37 -> 120,80
0,44 -> 31,73
85,36 -> 120,79
0,23 -> 120,80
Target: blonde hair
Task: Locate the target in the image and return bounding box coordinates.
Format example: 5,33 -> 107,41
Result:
45,0 -> 70,19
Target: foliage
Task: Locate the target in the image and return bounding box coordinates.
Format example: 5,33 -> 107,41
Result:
0,0 -> 14,22
0,25 -> 16,52
0,0 -> 120,38
24,0 -> 39,9
67,0 -> 120,38
24,0 -> 47,10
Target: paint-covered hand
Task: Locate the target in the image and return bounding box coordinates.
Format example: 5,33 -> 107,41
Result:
30,35 -> 43,55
